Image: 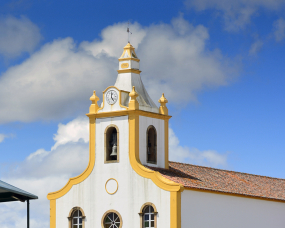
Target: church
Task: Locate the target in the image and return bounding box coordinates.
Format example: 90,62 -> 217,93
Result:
47,43 -> 285,228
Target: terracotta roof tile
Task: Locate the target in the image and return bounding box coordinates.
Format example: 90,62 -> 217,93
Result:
148,161 -> 285,202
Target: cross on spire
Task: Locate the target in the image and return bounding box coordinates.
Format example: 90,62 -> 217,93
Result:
127,22 -> 132,43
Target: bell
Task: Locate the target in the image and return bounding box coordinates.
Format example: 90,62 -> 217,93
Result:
110,144 -> 117,156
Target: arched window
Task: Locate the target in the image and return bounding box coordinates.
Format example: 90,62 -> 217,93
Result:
102,210 -> 123,228
146,126 -> 157,164
105,125 -> 119,163
139,203 -> 157,228
68,207 -> 85,228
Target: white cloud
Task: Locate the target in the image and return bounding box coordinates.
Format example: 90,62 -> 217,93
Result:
184,0 -> 285,31
274,18 -> 285,41
169,128 -> 228,167
249,39 -> 263,55
0,16 -> 42,58
0,16 -> 237,124
0,134 -> 6,143
52,116 -> 89,150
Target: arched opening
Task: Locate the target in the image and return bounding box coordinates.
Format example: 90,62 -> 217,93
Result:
68,207 -> 86,228
139,203 -> 157,228
146,126 -> 157,164
105,125 -> 119,162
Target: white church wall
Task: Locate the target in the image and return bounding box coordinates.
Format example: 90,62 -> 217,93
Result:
181,189 -> 285,228
56,115 -> 171,228
139,116 -> 165,168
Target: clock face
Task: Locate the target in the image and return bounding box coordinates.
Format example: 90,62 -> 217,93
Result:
106,90 -> 118,105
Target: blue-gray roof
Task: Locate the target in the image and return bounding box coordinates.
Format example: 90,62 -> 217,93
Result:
0,180 -> 38,203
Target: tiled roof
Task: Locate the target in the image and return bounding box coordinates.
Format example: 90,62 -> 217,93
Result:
149,161 -> 285,202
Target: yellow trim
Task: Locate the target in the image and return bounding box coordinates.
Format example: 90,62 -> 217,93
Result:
47,117 -> 96,200
139,202 -> 158,213
50,199 -> 56,228
184,187 -> 285,203
105,178 -> 119,195
164,119 -> 169,169
118,57 -> 140,62
87,109 -> 171,120
117,69 -> 141,74
170,191 -> 181,228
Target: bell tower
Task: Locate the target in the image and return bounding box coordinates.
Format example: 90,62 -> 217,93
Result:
89,42 -> 170,169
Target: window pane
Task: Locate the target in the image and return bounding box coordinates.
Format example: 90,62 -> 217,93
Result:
144,221 -> 149,227
151,214 -> 154,220
150,206 -> 154,212
73,225 -> 77,228
79,218 -> 82,224
79,225 -> 82,228
105,216 -> 111,223
75,210 -> 79,216
151,221 -> 154,227
114,213 -> 118,220
73,218 -> 77,224
144,214 -> 149,220
79,210 -> 82,216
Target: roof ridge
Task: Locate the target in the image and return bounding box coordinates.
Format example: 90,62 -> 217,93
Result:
169,161 -> 285,181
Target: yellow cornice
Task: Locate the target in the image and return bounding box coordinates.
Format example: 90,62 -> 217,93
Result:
87,109 -> 171,120
118,57 -> 140,62
47,117 -> 96,200
117,69 -> 141,74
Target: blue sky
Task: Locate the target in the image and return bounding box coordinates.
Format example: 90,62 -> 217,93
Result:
0,0 -> 285,227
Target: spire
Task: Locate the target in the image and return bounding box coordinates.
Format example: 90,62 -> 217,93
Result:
114,43 -> 159,113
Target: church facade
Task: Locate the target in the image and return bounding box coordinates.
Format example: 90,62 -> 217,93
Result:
48,43 -> 285,228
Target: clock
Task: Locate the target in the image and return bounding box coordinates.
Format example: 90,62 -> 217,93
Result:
106,90 -> 118,105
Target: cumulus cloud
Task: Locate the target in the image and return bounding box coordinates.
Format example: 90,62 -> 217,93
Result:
0,15 -> 237,124
169,128 -> 228,167
184,0 -> 285,31
0,16 -> 42,58
273,18 -> 285,41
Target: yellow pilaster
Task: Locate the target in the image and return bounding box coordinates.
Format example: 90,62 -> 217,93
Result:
164,119 -> 169,169
50,199 -> 56,228
170,191 -> 182,228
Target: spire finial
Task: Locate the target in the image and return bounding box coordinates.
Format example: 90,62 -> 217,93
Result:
129,86 -> 139,110
127,21 -> 132,43
89,90 -> 100,114
158,93 -> 168,115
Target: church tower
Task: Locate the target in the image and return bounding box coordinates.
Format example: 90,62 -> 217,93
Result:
47,43 -> 184,228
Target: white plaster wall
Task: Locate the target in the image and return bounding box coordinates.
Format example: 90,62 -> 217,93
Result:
139,116 -> 165,168
181,189 -> 285,228
56,116 -> 170,228
98,88 -> 126,113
